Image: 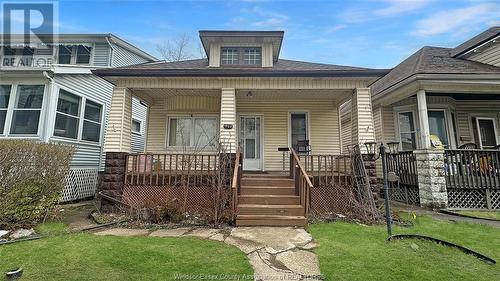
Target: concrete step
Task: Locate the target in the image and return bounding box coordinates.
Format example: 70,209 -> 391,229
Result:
236,215 -> 307,227
237,204 -> 304,216
238,195 -> 300,205
241,177 -> 294,187
240,186 -> 296,195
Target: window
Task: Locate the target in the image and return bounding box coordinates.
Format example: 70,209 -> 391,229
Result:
10,85 -> 44,134
2,47 -> 34,66
76,45 -> 91,64
244,48 -> 261,65
398,111 -> 416,151
82,100 -> 102,142
428,111 -> 449,148
168,117 -> 217,148
0,85 -> 11,134
221,48 -> 239,65
132,119 -> 142,134
472,117 -> 498,149
54,90 -> 81,139
290,113 -> 308,152
58,46 -> 72,64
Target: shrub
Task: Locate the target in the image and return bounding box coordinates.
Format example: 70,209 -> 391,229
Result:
0,140 -> 74,228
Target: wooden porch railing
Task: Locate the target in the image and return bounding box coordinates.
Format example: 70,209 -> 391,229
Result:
444,149 -> 500,189
297,154 -> 352,186
289,148 -> 314,216
231,148 -> 242,217
125,153 -> 219,186
385,151 -> 418,187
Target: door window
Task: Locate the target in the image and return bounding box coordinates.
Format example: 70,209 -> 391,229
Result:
240,117 -> 260,159
290,113 -> 307,151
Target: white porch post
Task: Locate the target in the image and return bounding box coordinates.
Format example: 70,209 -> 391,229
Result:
351,87 -> 376,152
417,90 -> 431,149
220,88 -> 237,153
104,87 -> 133,153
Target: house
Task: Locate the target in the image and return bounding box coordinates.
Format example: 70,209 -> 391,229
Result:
93,30 -> 389,225
342,27 -> 500,210
0,33 -> 155,201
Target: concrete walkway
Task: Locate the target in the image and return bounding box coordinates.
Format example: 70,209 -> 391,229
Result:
94,226 -> 322,280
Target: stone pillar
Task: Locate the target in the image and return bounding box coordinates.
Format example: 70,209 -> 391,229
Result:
414,149 -> 448,209
220,88 -> 237,153
100,152 -> 127,210
417,90 -> 431,149
362,154 -> 379,199
351,88 -> 375,153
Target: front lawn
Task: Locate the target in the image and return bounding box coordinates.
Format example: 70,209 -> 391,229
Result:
455,210 -> 500,220
309,215 -> 500,281
0,230 -> 252,281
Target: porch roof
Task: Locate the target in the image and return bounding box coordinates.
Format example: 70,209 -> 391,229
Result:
371,46 -> 500,98
92,58 -> 389,78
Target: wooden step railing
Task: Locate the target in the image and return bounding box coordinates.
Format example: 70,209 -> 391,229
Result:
297,154 -> 351,186
231,148 -> 242,218
444,149 -> 500,189
289,148 -> 314,216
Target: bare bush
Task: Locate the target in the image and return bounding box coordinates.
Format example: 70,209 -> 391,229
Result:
0,140 -> 74,228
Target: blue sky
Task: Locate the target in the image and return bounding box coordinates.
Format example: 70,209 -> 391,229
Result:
54,0 -> 500,68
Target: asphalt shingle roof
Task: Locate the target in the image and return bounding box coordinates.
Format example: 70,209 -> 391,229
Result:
370,46 -> 500,96
450,27 -> 500,57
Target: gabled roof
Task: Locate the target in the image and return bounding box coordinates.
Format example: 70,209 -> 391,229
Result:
93,58 -> 389,77
450,27 -> 500,57
370,46 -> 500,96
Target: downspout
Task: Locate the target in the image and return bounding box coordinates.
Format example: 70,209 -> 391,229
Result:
105,36 -> 115,66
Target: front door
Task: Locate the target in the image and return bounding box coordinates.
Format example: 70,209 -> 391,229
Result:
239,116 -> 262,171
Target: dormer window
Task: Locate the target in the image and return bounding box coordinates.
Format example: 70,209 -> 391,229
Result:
220,47 -> 261,66
57,45 -> 92,65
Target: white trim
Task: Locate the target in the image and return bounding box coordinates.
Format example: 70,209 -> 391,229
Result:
472,116 -> 499,149
287,111 -> 311,150
394,109 -> 418,151
131,117 -> 143,135
427,109 -> 451,149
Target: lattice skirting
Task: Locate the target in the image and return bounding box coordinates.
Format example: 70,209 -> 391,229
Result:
61,168 -> 99,202
447,188 -> 500,209
389,183 -> 420,206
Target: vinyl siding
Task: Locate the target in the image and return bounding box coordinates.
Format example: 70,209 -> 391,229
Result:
237,97 -> 340,171
340,101 -> 352,153
104,87 -> 132,153
111,43 -> 150,67
51,74 -> 114,171
455,100 -> 500,146
131,97 -> 148,153
93,43 -> 110,67
351,88 -> 375,144
468,43 -> 500,67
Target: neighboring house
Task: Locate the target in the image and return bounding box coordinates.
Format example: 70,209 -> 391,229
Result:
94,30 -> 389,225
342,27 -> 500,210
0,34 -> 154,201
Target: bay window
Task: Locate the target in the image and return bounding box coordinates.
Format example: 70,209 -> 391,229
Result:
397,111 -> 416,151
10,85 -> 44,134
82,100 -> 102,142
428,110 -> 449,148
168,116 -> 217,148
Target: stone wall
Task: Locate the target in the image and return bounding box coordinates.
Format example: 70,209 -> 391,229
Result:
100,152 -> 127,209
414,149 -> 448,209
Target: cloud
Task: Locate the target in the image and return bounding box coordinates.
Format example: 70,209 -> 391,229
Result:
412,3 -> 499,37
325,24 -> 347,33
375,0 -> 433,17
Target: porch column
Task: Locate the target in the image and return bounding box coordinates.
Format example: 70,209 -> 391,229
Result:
101,87 -> 133,209
414,149 -> 448,209
417,90 -> 431,149
351,88 -> 376,152
220,88 -> 237,153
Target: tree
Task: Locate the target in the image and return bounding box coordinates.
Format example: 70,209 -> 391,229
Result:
156,33 -> 200,62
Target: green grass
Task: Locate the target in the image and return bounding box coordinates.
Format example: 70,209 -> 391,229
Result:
309,215 -> 500,281
35,222 -> 70,236
0,232 -> 252,281
456,210 -> 500,220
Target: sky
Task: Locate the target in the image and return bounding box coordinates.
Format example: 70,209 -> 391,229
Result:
51,0 -> 500,68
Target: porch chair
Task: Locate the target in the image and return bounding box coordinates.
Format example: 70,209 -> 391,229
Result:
296,140 -> 312,155
458,143 -> 478,149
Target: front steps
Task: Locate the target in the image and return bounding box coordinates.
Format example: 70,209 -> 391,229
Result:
236,175 -> 307,227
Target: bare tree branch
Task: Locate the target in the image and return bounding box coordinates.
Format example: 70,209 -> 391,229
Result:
156,33 -> 204,62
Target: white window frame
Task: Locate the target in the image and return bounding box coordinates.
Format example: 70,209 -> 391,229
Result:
427,109 -> 452,149
287,111 -> 311,149
0,82 -> 48,138
56,43 -> 94,65
132,117 -> 143,135
166,115 -> 219,149
51,86 -> 105,145
394,109 -> 418,151
472,116 -> 499,149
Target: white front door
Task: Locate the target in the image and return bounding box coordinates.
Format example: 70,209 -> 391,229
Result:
239,116 -> 262,171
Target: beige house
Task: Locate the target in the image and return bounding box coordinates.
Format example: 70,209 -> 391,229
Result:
94,31 -> 388,226
342,27 -> 500,210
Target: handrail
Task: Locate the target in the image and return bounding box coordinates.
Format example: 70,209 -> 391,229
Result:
232,147 -> 241,190
231,147 -> 242,220
290,148 -> 313,217
290,148 -> 314,188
